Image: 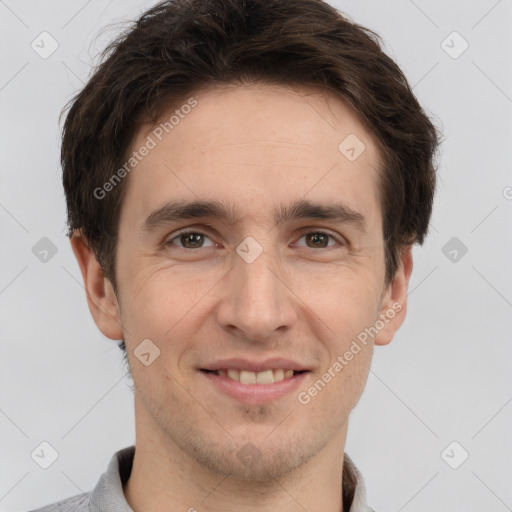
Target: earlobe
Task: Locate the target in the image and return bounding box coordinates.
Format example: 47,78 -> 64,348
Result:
373,245 -> 414,346
69,231 -> 124,341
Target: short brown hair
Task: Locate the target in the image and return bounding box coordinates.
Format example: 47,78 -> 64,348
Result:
61,0 -> 440,300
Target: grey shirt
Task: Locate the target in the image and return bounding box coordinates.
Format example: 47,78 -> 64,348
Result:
30,445 -> 375,512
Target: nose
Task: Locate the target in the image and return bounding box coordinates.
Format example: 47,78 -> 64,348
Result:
216,247 -> 298,342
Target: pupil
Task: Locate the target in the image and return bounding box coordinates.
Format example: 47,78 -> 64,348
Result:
307,233 -> 328,248
180,233 -> 328,249
183,233 -> 203,248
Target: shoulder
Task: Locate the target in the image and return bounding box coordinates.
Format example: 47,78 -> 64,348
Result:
28,492 -> 91,512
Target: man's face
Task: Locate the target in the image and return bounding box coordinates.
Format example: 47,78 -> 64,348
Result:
90,84 -> 408,480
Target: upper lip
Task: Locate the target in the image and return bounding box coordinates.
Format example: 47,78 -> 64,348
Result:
201,357 -> 310,372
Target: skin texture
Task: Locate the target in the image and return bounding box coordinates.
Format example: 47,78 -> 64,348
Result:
71,83 -> 413,512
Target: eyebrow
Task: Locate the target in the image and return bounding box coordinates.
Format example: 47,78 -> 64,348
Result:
141,198 -> 367,233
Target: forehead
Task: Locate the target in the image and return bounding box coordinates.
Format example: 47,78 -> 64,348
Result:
121,83 -> 383,231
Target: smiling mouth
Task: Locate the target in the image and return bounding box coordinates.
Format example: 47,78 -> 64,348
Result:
201,369 -> 307,385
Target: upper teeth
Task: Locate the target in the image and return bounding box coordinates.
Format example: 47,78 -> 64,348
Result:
216,369 -> 295,384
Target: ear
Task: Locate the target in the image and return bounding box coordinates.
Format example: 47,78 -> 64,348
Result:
69,231 -> 124,340
373,245 -> 414,346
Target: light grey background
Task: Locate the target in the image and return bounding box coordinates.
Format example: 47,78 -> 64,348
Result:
1,0 -> 511,511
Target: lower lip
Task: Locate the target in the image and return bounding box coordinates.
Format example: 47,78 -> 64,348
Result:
200,370 -> 309,405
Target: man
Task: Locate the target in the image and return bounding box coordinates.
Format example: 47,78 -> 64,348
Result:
32,0 -> 440,510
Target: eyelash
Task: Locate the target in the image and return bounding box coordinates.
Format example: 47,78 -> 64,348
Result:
165,229 -> 345,250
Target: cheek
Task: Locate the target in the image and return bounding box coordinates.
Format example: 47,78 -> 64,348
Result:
119,263 -> 194,327
312,286 -> 376,406
297,337 -> 373,416
299,271 -> 380,393
118,267 -> 215,373
303,266 -> 380,326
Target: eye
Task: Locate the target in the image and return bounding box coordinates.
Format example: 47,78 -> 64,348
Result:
294,231 -> 343,249
166,231 -> 217,249
164,229 -> 344,250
